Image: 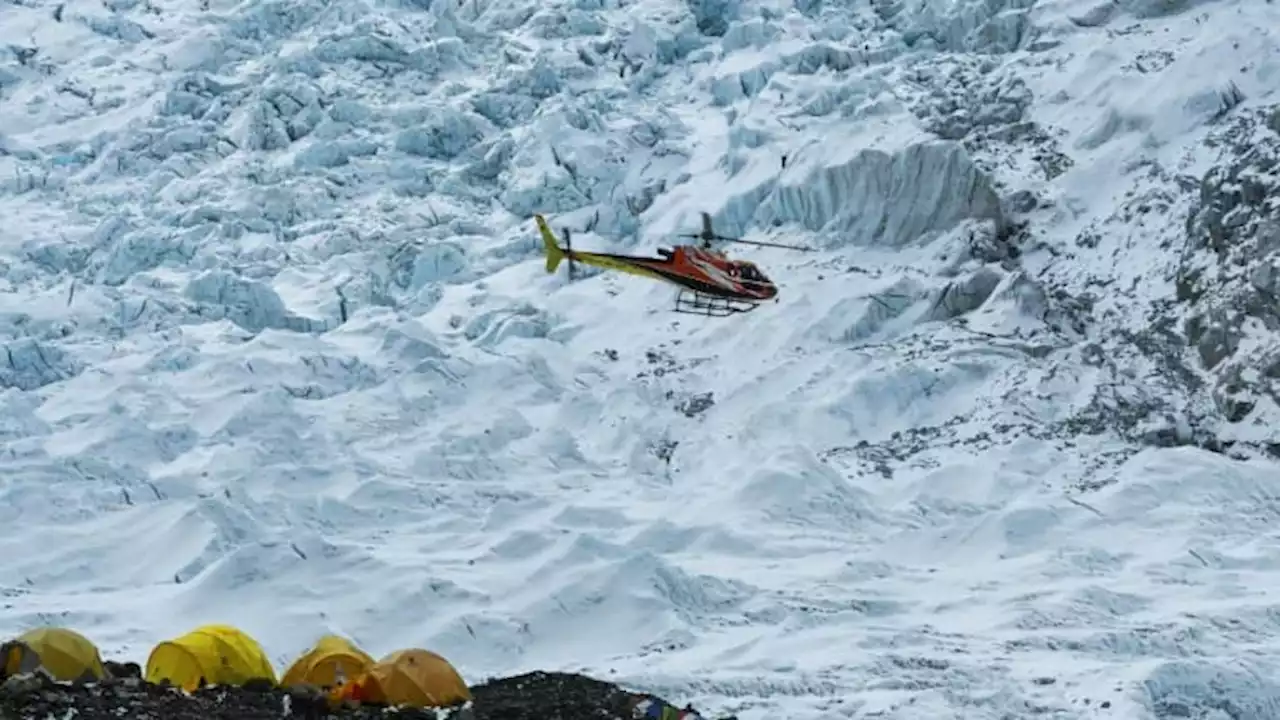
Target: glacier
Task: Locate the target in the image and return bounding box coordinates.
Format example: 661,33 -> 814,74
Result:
2,0 -> 1280,716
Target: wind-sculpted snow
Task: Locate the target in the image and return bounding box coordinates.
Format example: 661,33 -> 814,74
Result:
1061,0 -> 1224,25
2,0 -> 1280,716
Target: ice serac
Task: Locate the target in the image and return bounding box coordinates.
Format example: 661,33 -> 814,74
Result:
1143,660 -> 1280,719
185,270 -> 321,334
0,338 -> 82,391
878,0 -> 1037,54
756,137 -> 1003,248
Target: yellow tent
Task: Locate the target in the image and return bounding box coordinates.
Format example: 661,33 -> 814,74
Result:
2,627 -> 105,682
145,624 -> 277,691
348,649 -> 471,708
281,634 -> 374,689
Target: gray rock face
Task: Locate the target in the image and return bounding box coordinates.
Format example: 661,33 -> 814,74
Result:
1178,106 -> 1280,437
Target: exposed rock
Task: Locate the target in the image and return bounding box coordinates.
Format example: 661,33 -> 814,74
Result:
908,60 -> 1032,142
905,56 -> 1072,186
0,668 -> 722,720
1176,105 -> 1280,448
469,671 -> 640,720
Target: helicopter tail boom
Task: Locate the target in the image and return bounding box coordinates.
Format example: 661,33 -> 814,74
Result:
535,214 -> 670,282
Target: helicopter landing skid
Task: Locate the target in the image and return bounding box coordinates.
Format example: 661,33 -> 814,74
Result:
674,290 -> 760,317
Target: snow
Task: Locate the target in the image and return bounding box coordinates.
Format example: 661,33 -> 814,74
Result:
1,0 -> 1280,717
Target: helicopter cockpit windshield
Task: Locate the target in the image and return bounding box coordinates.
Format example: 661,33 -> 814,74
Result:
735,262 -> 769,284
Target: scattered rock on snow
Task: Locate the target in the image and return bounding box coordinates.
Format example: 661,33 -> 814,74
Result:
1177,106 -> 1280,445
906,56 -> 1073,186
908,60 -> 1032,142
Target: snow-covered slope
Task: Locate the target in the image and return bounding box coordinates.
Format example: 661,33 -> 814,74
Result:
3,0 -> 1280,716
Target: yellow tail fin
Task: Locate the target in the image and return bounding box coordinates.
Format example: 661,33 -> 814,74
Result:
534,214 -> 565,274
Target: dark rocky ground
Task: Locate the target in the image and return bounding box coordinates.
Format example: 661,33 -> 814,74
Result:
0,663 -> 723,720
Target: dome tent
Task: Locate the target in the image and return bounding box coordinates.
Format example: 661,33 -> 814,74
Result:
145,624 -> 276,691
281,634 -> 374,690
344,648 -> 471,709
2,627 -> 105,682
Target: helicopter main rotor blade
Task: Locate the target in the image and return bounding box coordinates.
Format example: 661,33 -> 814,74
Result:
716,236 -> 817,251
676,233 -> 816,251
679,211 -> 817,251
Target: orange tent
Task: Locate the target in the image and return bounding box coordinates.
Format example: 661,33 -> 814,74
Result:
281,635 -> 374,689
341,649 -> 470,708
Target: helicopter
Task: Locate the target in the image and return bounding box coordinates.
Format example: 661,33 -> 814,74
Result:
534,211 -> 814,317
